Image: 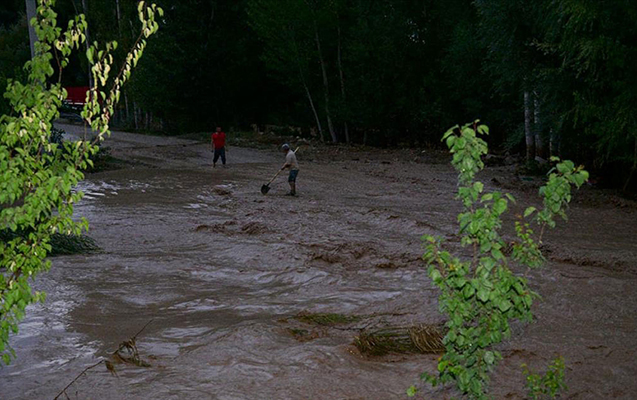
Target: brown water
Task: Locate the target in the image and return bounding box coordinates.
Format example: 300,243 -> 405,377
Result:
1,124 -> 637,399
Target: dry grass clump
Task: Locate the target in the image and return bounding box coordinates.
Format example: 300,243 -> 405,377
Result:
354,323 -> 445,356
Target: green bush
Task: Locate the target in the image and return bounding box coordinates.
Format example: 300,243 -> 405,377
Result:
522,356 -> 568,399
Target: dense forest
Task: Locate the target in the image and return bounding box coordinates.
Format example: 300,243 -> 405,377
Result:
1,0 -> 636,189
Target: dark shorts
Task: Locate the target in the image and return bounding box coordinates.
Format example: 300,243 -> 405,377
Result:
288,169 -> 299,182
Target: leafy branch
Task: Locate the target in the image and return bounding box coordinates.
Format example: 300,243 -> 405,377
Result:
410,121 -> 586,399
0,0 -> 162,365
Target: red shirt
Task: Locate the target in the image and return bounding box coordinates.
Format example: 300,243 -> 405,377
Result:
212,131 -> 226,148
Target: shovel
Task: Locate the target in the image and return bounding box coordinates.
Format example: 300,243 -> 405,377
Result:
260,169 -> 283,195
261,147 -> 299,195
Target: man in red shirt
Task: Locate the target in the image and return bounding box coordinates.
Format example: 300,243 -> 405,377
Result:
211,127 -> 227,167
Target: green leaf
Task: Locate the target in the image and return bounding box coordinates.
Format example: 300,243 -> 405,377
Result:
524,207 -> 536,218
430,269 -> 442,283
498,299 -> 513,312
493,198 -> 507,214
446,135 -> 456,148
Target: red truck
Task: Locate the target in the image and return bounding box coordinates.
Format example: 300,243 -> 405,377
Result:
63,86 -> 89,106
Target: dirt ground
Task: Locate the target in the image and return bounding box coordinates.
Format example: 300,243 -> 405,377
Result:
1,123 -> 636,399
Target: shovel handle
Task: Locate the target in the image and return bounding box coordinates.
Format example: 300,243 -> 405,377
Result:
267,168 -> 283,185
266,147 -> 300,185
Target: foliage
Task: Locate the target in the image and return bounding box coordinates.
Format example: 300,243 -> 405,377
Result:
0,1 -> 630,189
409,121 -> 587,399
541,0 -> 637,187
522,356 -> 568,399
0,0 -> 162,365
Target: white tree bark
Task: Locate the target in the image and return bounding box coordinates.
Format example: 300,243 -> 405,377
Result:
623,138 -> 637,191
115,0 -> 121,35
337,23 -> 350,144
533,91 -> 545,159
303,82 -> 323,140
313,24 -> 337,143
81,0 -> 94,89
25,0 -> 37,59
524,91 -> 535,162
291,32 -> 323,140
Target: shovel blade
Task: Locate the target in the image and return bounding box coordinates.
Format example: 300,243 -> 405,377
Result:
260,184 -> 270,195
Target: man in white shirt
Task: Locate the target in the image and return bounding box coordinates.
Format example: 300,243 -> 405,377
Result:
280,144 -> 299,196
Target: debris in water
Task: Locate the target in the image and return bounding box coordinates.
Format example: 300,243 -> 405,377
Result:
240,221 -> 269,235
295,312 -> 362,326
286,328 -> 320,342
354,324 -> 445,356
213,185 -> 233,196
53,319 -> 155,400
113,319 -> 154,367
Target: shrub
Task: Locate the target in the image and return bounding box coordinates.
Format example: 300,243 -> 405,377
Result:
409,121 -> 586,399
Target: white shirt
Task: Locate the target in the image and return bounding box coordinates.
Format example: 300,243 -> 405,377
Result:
286,150 -> 299,170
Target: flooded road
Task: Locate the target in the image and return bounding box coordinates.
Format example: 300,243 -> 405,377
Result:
2,123 -> 637,399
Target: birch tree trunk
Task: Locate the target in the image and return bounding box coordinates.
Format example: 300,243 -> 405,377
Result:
133,102 -> 139,130
124,93 -> 130,121
81,0 -> 94,89
549,128 -> 557,157
115,0 -> 121,35
313,23 -> 337,143
291,32 -> 323,140
303,82 -> 323,141
336,23 -> 350,144
25,0 -> 37,59
524,91 -> 535,162
623,138 -> 637,192
533,91 -> 545,159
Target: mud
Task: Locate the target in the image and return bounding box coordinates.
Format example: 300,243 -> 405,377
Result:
1,123 -> 636,399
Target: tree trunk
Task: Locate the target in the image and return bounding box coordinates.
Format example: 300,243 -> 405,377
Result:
549,127 -> 561,157
25,0 -> 37,59
549,128 -> 556,157
303,82 -> 323,142
533,91 -> 545,159
81,0 -> 94,89
115,0 -> 121,36
313,24 -> 337,143
124,92 -> 130,122
336,23 -> 350,144
524,91 -> 535,162
133,102 -> 139,130
290,30 -> 324,141
623,137 -> 637,192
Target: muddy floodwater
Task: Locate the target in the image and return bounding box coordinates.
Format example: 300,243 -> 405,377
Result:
2,123 -> 637,399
